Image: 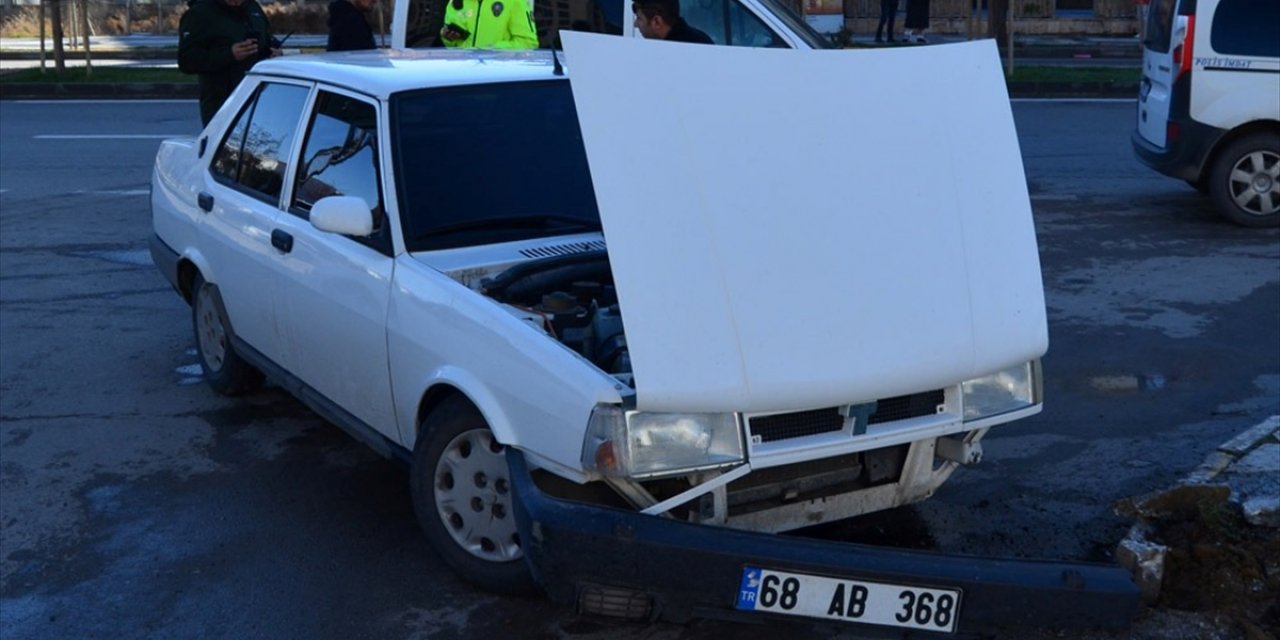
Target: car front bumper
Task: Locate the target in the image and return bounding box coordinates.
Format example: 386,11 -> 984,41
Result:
509,450 -> 1140,633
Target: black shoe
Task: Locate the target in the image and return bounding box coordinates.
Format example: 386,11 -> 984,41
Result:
875,36 -> 883,43
887,36 -> 895,42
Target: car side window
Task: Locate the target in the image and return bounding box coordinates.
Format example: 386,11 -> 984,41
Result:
210,82 -> 311,205
1210,0 -> 1280,58
291,91 -> 390,254
211,89 -> 256,182
681,0 -> 782,47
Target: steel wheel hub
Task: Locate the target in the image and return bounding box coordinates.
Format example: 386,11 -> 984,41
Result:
1228,149 -> 1280,216
433,429 -> 522,562
195,285 -> 226,373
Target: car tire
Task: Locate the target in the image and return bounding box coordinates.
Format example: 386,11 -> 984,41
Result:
410,396 -> 534,595
191,273 -> 264,395
1208,132 -> 1280,228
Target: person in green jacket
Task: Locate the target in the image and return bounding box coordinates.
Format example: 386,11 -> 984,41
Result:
178,0 -> 278,126
439,0 -> 538,49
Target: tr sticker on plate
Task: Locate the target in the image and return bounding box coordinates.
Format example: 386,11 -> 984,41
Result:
735,566 -> 962,633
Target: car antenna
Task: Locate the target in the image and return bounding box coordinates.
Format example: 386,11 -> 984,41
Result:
550,42 -> 564,76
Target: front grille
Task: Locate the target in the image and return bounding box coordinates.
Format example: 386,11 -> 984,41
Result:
749,408 -> 843,442
868,389 -> 945,424
747,389 -> 946,444
578,584 -> 653,621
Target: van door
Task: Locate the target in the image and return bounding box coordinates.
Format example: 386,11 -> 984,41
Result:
1136,0 -> 1187,148
1188,0 -> 1280,131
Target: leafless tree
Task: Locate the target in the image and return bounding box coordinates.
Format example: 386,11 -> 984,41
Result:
38,0 -> 47,73
80,0 -> 93,75
989,0 -> 1009,51
48,0 -> 67,72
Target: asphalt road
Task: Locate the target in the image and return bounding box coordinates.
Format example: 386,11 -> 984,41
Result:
1,99 -> 1277,640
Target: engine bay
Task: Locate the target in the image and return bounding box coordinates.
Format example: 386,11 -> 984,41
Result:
481,252 -> 633,380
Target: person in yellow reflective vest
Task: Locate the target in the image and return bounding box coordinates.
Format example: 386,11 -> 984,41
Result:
440,0 -> 538,49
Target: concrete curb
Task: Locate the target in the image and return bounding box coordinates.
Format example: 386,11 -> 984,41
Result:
1115,415 -> 1280,604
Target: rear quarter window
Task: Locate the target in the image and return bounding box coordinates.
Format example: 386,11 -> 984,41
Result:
1210,0 -> 1280,58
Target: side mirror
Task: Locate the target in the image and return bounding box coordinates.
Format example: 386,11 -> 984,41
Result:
311,196 -> 374,236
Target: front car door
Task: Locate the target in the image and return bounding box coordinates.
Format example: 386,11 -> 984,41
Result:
271,88 -> 398,439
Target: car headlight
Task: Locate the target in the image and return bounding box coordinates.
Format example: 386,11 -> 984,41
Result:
962,359 -> 1042,421
582,406 -> 745,479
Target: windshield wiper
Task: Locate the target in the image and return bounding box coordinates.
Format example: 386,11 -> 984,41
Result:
420,214 -> 602,239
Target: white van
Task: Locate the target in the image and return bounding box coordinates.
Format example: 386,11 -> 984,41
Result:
1132,0 -> 1280,228
391,0 -> 832,50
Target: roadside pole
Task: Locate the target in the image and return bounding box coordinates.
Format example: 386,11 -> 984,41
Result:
39,0 -> 47,73
1003,12 -> 1013,74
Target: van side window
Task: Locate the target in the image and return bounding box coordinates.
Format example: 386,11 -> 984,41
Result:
681,0 -> 784,47
1210,0 -> 1280,58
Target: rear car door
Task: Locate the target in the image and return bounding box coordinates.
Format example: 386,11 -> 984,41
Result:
201,80 -> 312,366
271,88 -> 398,438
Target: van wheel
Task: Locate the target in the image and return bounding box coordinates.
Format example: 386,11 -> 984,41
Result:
1209,133 -> 1280,228
410,396 -> 534,594
192,273 -> 264,395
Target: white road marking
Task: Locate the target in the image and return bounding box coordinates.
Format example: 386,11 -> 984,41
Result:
73,189 -> 150,196
15,99 -> 196,104
35,134 -> 181,140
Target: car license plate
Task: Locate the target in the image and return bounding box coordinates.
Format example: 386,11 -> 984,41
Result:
735,566 -> 962,633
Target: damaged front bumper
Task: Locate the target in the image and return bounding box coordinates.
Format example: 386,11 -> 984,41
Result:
509,450 -> 1140,633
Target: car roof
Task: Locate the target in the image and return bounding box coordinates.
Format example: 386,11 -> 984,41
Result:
248,49 -> 567,99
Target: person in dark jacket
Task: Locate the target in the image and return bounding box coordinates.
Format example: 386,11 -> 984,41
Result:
327,0 -> 378,52
178,0 -> 277,126
632,0 -> 713,44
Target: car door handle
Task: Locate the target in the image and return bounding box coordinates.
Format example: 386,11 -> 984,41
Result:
271,229 -> 293,254
197,191 -> 214,212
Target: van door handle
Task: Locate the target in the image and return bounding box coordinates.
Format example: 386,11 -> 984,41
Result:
197,191 -> 214,212
271,229 -> 293,253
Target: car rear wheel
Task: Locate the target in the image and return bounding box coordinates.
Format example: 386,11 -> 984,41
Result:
191,273 -> 264,395
410,396 -> 534,594
1209,133 -> 1280,228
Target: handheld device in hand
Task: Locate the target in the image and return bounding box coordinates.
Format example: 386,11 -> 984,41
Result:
446,23 -> 470,39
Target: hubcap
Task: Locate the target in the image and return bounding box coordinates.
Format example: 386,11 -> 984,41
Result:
195,285 -> 226,373
1227,149 -> 1280,216
433,429 -> 521,562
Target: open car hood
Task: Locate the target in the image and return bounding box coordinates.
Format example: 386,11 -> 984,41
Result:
561,34 -> 1047,413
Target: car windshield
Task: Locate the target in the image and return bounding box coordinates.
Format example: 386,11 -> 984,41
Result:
390,80 -> 602,251
758,0 -> 834,49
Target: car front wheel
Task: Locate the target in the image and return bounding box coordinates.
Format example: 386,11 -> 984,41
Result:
410,396 -> 534,594
191,273 -> 264,395
1209,132 -> 1280,228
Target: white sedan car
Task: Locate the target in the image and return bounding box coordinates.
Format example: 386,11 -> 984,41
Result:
151,46 -> 1137,633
